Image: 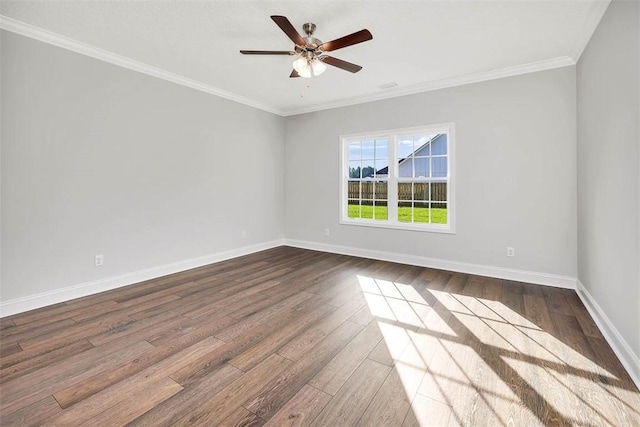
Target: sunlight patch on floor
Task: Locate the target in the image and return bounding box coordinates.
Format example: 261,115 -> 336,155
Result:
356,274 -> 632,426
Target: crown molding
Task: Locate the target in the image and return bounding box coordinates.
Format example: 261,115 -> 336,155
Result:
0,15 -> 284,116
571,0 -> 611,61
281,56 -> 576,116
1,15 -> 583,118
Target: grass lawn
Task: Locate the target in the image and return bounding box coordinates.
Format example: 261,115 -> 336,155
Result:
348,204 -> 447,224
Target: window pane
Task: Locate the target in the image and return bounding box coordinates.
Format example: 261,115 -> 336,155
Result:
361,201 -> 374,219
361,182 -> 374,200
374,181 -> 388,200
374,159 -> 389,177
348,200 -> 360,218
398,202 -> 413,222
431,182 -> 447,202
398,159 -> 413,178
414,182 -> 429,201
431,202 -> 448,224
348,181 -> 361,199
362,140 -> 375,159
375,139 -> 388,158
398,182 -> 413,200
414,202 -> 429,223
414,157 -> 429,178
361,159 -> 375,178
349,161 -> 361,178
398,138 -> 414,159
432,157 -> 447,178
348,142 -> 361,161
415,134 -> 429,144
414,136 -> 430,156
374,202 -> 388,220
431,134 -> 447,155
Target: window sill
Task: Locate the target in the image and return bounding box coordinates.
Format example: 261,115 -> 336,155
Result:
340,218 -> 456,234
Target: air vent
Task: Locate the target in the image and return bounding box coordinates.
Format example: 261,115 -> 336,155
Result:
379,81 -> 399,90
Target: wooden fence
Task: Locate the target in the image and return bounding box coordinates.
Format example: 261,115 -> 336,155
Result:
348,181 -> 447,202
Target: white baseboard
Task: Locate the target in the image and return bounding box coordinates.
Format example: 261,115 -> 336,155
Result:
576,280 -> 640,390
0,239 -> 285,317
284,239 -> 576,289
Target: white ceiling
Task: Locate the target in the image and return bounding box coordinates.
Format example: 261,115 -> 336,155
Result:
0,1 -> 609,116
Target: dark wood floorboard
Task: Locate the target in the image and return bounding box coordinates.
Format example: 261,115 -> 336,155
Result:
1,246 -> 638,426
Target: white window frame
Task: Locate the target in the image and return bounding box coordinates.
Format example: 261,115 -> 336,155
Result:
340,123 -> 455,233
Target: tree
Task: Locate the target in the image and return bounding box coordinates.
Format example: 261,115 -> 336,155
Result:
349,166 -> 375,178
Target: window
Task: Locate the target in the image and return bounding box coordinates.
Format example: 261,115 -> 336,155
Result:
341,124 -> 455,233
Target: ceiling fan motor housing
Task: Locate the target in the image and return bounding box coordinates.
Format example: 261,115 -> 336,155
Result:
296,38 -> 322,54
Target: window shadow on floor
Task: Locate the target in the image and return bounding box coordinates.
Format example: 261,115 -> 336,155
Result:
356,268 -> 640,426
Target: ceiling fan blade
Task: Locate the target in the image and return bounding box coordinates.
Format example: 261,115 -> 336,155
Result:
321,56 -> 363,73
289,70 -> 301,78
240,50 -> 295,55
319,29 -> 372,52
271,15 -> 307,46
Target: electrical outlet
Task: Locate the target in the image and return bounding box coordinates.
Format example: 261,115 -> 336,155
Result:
241,230 -> 247,239
507,247 -> 515,257
324,228 -> 330,237
95,254 -> 104,267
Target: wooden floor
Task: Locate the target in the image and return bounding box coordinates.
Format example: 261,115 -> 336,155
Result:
1,247 -> 638,426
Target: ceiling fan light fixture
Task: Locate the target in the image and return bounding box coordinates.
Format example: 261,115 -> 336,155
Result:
311,58 -> 327,76
293,56 -> 311,78
292,56 -> 326,78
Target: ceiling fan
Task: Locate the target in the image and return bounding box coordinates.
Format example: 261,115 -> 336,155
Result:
240,15 -> 373,78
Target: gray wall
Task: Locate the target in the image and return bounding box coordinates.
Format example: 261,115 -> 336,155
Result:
284,67 -> 577,277
1,31 -> 285,302
577,0 -> 639,355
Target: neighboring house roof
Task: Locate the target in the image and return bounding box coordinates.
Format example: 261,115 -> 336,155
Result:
376,166 -> 390,175
376,134 -> 444,175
